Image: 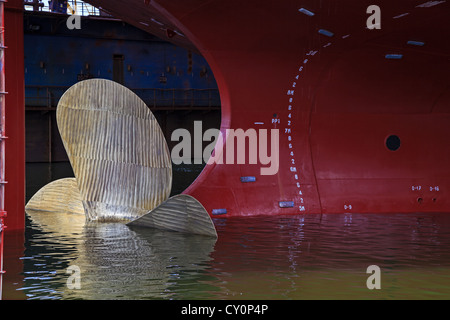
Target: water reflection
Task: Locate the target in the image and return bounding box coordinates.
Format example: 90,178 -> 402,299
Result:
209,213 -> 450,299
8,162 -> 450,299
21,211 -> 217,300
25,162 -> 206,202
74,223 -> 216,300
10,211 -> 450,299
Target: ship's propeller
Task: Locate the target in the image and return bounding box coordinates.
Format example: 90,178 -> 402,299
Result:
25,79 -> 217,238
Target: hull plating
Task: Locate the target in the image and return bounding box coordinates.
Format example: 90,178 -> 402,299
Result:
85,0 -> 450,217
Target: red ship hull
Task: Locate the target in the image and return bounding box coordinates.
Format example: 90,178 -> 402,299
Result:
86,0 -> 450,217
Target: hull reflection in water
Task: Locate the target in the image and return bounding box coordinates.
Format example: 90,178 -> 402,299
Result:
17,210 -> 450,299
210,213 -> 450,299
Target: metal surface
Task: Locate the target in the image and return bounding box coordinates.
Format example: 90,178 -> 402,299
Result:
0,1 -> 6,298
25,177 -> 84,214
0,0 -> 5,228
57,79 -> 172,222
128,194 -> 217,237
27,79 -> 216,237
4,0 -> 25,230
25,85 -> 220,110
84,0 -> 450,217
23,12 -> 217,94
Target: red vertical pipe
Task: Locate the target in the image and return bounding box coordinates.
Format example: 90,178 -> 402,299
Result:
4,0 -> 25,231
0,0 -> 6,299
0,0 -> 5,223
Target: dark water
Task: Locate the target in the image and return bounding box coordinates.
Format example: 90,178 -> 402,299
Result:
2,163 -> 450,300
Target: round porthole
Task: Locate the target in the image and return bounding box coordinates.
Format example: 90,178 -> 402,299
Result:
386,135 -> 401,151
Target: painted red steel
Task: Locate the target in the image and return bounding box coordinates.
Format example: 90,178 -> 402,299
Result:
85,0 -> 450,217
0,0 -> 5,296
0,0 -> 5,225
4,0 -> 25,230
